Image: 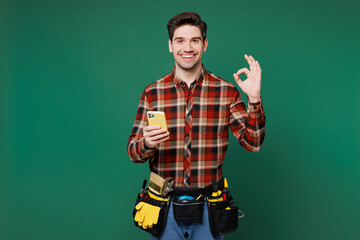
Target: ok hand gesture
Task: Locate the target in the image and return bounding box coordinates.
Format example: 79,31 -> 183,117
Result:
233,54 -> 262,103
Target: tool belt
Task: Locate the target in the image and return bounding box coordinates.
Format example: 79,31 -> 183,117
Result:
132,174 -> 243,238
132,188 -> 170,236
206,180 -> 241,238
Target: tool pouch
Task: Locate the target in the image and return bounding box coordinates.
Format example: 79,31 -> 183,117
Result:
172,195 -> 204,222
207,196 -> 239,237
132,189 -> 170,237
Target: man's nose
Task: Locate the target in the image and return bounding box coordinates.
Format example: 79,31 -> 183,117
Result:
183,41 -> 193,52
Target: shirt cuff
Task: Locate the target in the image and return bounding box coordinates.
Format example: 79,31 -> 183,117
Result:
140,137 -> 157,153
247,97 -> 264,118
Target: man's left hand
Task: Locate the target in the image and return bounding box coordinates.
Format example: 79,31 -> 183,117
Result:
233,54 -> 262,103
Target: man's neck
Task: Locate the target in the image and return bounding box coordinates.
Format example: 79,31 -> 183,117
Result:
175,63 -> 202,86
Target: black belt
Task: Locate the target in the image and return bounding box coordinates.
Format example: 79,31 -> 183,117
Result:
169,177 -> 224,197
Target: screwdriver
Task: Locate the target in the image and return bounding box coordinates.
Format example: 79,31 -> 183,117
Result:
140,180 -> 147,201
222,178 -> 229,201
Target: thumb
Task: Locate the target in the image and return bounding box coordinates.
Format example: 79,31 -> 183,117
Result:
233,73 -> 240,82
233,73 -> 243,86
135,202 -> 144,210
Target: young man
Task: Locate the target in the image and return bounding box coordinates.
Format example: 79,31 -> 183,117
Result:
128,12 -> 265,240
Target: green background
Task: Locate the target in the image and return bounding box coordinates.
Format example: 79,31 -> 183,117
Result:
1,0 -> 359,239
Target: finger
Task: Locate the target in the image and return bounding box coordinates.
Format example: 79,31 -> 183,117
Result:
144,125 -> 161,131
147,134 -> 170,146
148,131 -> 169,141
249,55 -> 257,71
256,61 -> 261,72
233,73 -> 244,87
136,211 -> 145,224
244,54 -> 255,67
144,128 -> 167,136
149,136 -> 170,146
249,63 -> 256,72
134,212 -> 141,222
236,68 -> 250,76
135,202 -> 144,210
233,73 -> 240,82
249,55 -> 256,63
146,129 -> 168,138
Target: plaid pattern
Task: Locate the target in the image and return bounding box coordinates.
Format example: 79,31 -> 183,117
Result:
182,72 -> 203,187
127,65 -> 266,187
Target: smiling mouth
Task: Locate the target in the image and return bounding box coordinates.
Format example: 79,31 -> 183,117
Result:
180,54 -> 196,61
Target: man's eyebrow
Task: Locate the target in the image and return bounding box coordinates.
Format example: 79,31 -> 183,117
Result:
173,36 -> 202,40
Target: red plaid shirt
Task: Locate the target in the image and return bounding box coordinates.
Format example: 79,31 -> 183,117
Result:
127,65 -> 266,187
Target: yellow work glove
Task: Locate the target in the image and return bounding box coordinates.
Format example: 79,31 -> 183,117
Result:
134,202 -> 146,226
134,202 -> 161,229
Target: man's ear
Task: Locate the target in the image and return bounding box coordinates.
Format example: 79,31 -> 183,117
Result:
203,38 -> 208,52
168,39 -> 173,53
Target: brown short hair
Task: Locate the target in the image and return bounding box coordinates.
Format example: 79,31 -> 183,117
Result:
167,12 -> 207,42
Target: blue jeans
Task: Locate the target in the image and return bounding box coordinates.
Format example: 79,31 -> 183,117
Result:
151,199 -> 223,240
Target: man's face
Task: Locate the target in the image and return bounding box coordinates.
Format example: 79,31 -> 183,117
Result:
168,25 -> 208,71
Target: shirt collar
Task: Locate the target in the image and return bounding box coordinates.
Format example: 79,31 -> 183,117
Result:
171,64 -> 206,88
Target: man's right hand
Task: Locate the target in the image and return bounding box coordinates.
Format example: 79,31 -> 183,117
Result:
143,125 -> 170,149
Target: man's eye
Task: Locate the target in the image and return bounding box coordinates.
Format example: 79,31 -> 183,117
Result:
193,39 -> 199,43
177,40 -> 183,43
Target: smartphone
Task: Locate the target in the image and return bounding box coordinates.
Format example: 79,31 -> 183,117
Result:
147,111 -> 168,131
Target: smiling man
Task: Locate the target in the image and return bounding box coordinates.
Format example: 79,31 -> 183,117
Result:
169,24 -> 207,73
127,12 -> 266,240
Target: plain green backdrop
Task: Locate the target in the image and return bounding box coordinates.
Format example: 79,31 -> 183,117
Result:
1,0 -> 359,239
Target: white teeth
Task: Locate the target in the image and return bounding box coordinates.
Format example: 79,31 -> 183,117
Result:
182,55 -> 195,58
